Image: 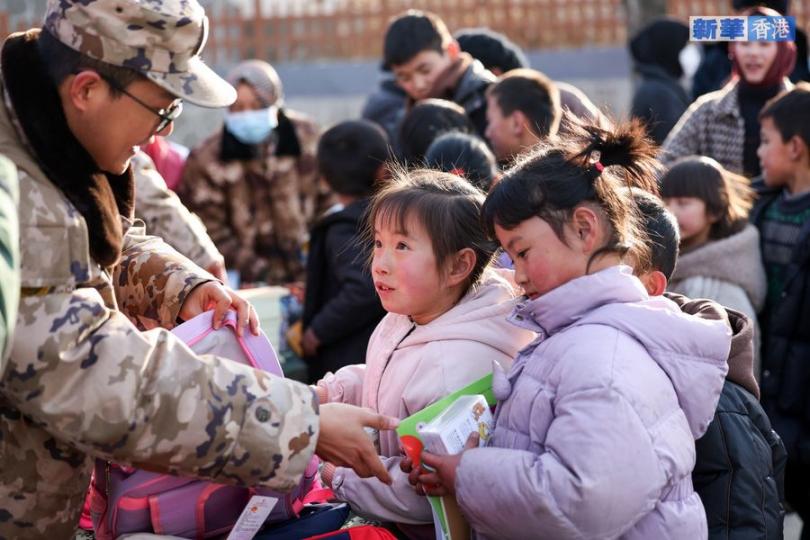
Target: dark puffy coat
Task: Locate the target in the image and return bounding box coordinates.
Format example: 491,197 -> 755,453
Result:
671,294 -> 787,539
694,379 -> 787,539
361,78 -> 407,156
750,180 -> 810,466
302,198 -> 385,383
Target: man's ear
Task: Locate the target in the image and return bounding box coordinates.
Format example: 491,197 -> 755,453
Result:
570,206 -> 601,253
445,247 -> 476,288
64,70 -> 106,112
446,40 -> 461,60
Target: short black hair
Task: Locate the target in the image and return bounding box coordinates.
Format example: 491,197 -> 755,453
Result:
38,29 -> 146,97
759,82 -> 810,150
630,188 -> 679,280
400,99 -> 475,164
425,131 -> 498,192
317,120 -> 390,197
488,69 -> 562,138
383,10 -> 452,70
455,27 -> 529,74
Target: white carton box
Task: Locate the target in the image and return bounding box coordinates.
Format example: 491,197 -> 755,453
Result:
417,394 -> 493,455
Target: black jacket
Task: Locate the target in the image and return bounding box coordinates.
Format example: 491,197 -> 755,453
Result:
669,294 -> 787,538
694,379 -> 787,539
631,63 -> 690,146
750,180 -> 810,465
361,78 -> 407,156
629,18 -> 690,145
302,199 -> 385,383
450,58 -> 497,139
361,59 -> 495,157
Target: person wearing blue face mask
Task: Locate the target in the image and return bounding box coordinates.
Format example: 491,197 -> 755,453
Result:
180,60 -> 334,286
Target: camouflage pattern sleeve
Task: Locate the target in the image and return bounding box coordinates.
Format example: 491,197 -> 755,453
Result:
132,152 -> 223,271
0,155 -> 18,365
113,217 -> 214,330
7,288 -> 319,491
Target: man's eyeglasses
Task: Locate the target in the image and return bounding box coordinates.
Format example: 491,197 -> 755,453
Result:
101,75 -> 183,134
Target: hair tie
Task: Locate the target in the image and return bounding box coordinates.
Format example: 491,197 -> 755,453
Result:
588,150 -> 603,180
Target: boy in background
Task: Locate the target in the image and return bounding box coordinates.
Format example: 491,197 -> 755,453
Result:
484,68 -> 562,164
367,10 -> 495,153
754,82 -> 810,532
300,120 -> 389,383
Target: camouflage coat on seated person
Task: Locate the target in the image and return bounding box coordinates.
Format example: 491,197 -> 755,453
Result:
179,61 -> 333,286
133,151 -> 225,276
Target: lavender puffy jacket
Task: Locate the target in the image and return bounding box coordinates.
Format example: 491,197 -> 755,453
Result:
456,266 -> 732,540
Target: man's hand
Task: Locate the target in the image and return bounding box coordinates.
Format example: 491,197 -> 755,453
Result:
302,327 -> 321,357
414,432 -> 479,497
179,282 -> 259,336
316,403 -> 399,485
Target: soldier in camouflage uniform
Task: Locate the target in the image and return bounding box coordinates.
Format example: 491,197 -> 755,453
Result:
0,1 -> 394,538
179,60 -> 333,286
132,151 -> 228,283
0,155 -> 18,368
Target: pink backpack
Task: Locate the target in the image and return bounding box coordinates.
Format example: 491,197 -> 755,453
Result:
87,310 -> 319,539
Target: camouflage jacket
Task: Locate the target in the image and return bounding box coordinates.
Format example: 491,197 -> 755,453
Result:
133,152 -> 223,271
0,154 -> 18,367
0,82 -> 319,538
179,110 -> 333,285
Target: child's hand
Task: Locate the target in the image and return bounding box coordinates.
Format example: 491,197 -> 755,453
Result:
414,432 -> 479,497
399,456 -> 422,489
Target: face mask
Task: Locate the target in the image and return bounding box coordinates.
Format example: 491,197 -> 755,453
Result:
679,43 -> 702,81
225,106 -> 278,145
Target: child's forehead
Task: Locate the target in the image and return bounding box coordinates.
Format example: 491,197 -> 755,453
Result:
760,116 -> 778,130
374,208 -> 429,238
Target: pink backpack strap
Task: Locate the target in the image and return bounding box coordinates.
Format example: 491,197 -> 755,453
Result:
171,310 -> 283,375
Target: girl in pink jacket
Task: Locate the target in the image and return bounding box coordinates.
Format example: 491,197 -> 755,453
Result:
315,170 -> 534,537
413,121 -> 733,539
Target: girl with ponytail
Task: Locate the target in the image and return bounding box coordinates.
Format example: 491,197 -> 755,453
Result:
408,120 -> 733,539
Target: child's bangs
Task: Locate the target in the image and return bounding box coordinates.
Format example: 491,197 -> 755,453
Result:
482,177 -> 541,237
372,191 -> 425,237
660,158 -> 724,201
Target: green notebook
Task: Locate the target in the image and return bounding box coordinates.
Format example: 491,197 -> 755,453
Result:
396,374 -> 495,539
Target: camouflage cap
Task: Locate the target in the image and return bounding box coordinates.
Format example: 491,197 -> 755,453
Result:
43,0 -> 236,108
